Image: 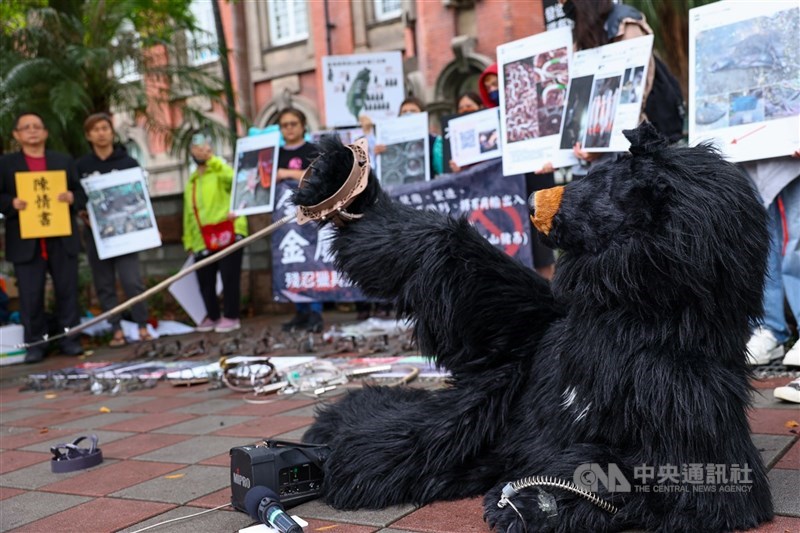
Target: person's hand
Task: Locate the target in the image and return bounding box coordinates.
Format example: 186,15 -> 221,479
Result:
449,160 -> 462,173
12,198 -> 27,210
57,191 -> 74,204
535,162 -> 554,174
374,144 -> 387,155
573,142 -> 600,162
792,148 -> 800,159
78,210 -> 91,226
227,211 -> 237,221
277,168 -> 303,182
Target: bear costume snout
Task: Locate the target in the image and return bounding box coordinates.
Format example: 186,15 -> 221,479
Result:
529,186 -> 564,236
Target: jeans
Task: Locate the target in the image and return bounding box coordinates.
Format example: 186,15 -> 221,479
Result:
762,177 -> 800,342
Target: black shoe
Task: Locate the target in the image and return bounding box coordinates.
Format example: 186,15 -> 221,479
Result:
24,346 -> 46,364
306,312 -> 324,333
282,312 -> 310,332
60,342 -> 84,356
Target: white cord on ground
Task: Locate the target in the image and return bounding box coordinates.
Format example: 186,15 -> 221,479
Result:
127,503 -> 232,533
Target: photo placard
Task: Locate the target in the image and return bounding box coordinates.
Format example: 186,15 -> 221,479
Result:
231,131 -> 281,216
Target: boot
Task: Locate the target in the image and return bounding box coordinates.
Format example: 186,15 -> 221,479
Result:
282,311 -> 310,332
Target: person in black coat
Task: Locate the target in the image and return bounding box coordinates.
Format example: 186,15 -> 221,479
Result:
75,113 -> 151,347
0,112 -> 85,362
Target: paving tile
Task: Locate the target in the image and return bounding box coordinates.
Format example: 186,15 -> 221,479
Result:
274,426 -> 312,442
217,398 -> 317,417
751,434 -> 798,469
117,507 -> 254,533
213,415 -> 314,438
0,408 -> 50,423
170,398 -> 245,414
392,497 -> 486,533
378,529 -> 423,533
5,409 -> 96,428
0,487 -> 25,501
198,452 -> 230,466
1,490 -> 91,530
134,435 -> 249,464
72,394 -> 157,412
18,429 -> 134,453
774,439 -> 800,469
768,468 -> 800,517
129,384 -> 210,397
33,393 -> 123,411
752,377 -> 794,390
110,464 -> 231,504
750,389 -> 800,410
748,408 -> 800,436
277,403 -> 320,418
0,450 -> 50,474
0,395 -> 53,410
9,497 -> 175,533
123,396 -> 201,413
304,518 -> 380,532
748,515 -> 800,532
151,414 -> 256,435
291,499 -> 416,528
0,456 -> 117,489
40,459 -> 185,496
99,411 -> 197,432
47,411 -> 143,430
101,433 -> 194,460
0,427 -> 75,450
187,487 -> 232,508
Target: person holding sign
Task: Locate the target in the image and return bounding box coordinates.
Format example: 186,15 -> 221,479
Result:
0,112 -> 85,362
182,134 -> 248,333
76,113 -> 152,347
375,96 -> 444,178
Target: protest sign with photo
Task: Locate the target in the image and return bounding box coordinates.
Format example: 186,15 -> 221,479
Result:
323,51 -> 405,128
271,159 -> 533,303
230,131 -> 280,216
448,108 -> 502,167
82,167 -> 161,260
15,171 -> 71,239
497,27 -> 576,175
311,128 -> 364,145
559,35 -> 653,154
689,1 -> 799,162
376,112 -> 430,186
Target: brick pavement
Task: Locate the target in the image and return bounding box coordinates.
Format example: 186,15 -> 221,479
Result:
1,314 -> 798,532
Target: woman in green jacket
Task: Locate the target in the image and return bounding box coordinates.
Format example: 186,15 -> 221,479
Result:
182,136 -> 248,333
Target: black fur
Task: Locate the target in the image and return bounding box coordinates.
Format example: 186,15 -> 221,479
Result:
294,125 -> 773,532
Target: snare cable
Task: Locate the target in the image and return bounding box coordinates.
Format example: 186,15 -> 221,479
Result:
498,475 -> 618,514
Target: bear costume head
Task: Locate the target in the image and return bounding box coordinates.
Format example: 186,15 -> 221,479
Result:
295,122 -> 773,532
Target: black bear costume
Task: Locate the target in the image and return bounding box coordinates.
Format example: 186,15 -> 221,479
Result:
296,123 -> 773,532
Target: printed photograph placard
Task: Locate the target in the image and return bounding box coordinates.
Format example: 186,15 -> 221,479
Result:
322,51 -> 405,128
559,35 -> 653,155
448,108 -> 502,167
231,131 -> 281,216
376,112 -> 430,187
82,167 -> 161,260
497,27 -> 577,175
689,1 -> 800,162
15,170 -> 72,239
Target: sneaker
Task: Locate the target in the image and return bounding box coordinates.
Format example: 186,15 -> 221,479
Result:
746,327 -> 784,365
774,377 -> 800,403
196,317 -> 218,332
783,342 -> 800,367
306,311 -> 324,333
214,317 -> 241,333
282,312 -> 310,332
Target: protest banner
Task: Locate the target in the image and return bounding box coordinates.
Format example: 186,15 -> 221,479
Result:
497,27 -> 577,175
323,51 -> 405,128
448,108 -> 502,167
271,159 -> 533,303
230,131 -> 281,216
559,34 -> 653,155
82,167 -> 161,260
376,112 -> 430,186
689,1 -> 799,162
15,170 -> 71,239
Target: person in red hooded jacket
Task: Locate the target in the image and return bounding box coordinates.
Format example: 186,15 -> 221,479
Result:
477,64 -> 499,109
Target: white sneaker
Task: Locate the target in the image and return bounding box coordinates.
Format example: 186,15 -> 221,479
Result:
195,317 -> 218,332
782,342 -> 800,367
746,327 -> 784,365
774,377 -> 800,403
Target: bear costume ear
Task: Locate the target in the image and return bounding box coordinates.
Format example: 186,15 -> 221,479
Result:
623,122 -> 669,156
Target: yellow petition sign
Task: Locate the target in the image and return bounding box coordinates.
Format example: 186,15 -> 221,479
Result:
15,171 -> 72,239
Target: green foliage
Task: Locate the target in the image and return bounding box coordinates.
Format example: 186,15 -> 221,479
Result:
1,0 -> 245,157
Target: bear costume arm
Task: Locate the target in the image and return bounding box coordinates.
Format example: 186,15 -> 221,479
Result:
294,136 -> 560,373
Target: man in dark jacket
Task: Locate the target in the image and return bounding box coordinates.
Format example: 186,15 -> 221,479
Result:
0,112 -> 85,362
75,113 -> 151,347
